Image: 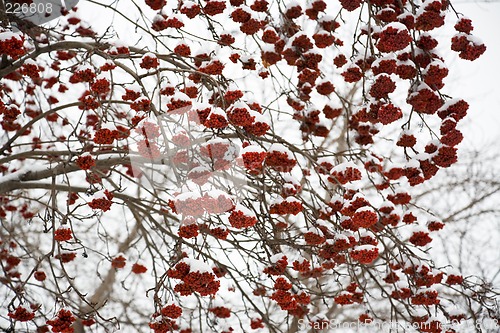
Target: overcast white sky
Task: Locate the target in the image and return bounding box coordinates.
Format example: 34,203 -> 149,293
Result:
446,2 -> 500,149
81,0 -> 500,149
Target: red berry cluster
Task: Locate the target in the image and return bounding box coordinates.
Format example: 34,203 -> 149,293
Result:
54,228 -> 73,242
269,199 -> 303,215
228,209 -> 257,228
203,0 -> 226,16
198,60 -> 225,75
415,0 -> 445,31
350,246 -> 379,264
242,149 -> 267,172
250,318 -> 264,329
206,226 -> 230,240
122,88 -> 141,101
391,287 -> 412,299
263,255 -> 287,276
174,44 -> 191,57
131,263 -> 148,274
313,32 -> 336,48
204,110 -> 228,128
329,165 -> 362,184
342,66 -> 363,83
376,24 -> 412,53
209,306 -> 231,318
174,193 -> 234,216
270,277 -> 310,313
111,255 -> 126,269
409,231 -> 432,246
427,221 -> 444,231
351,208 -> 378,229
75,154 -> 95,170
148,304 -> 184,332
46,309 -> 75,333
140,54 -> 160,69
8,306 -> 35,322
369,74 -> 396,99
55,252 -> 77,263
432,145 -> 457,168
410,266 -> 443,288
0,242 -> 21,279
108,44 -> 129,54
218,34 -> 235,46
397,133 -> 417,147
292,259 -> 311,273
88,190 -> 114,212
265,149 -> 296,172
77,93 -> 99,111
318,237 -> 355,260
316,81 -> 335,96
387,192 -> 411,205
178,223 -> 199,239
227,104 -> 254,126
339,0 -> 362,11
0,33 -> 25,59
153,15 -> 184,31
180,2 -> 200,18
423,61 -> 448,90
333,283 -> 364,305
304,231 -> 326,245
167,261 -> 220,296
69,67 -> 96,83
160,304 -> 182,319
0,103 -> 21,131
445,274 -> 464,285
94,128 -> 119,144
145,0 -> 166,10
90,78 -> 111,96
451,33 -> 486,61
411,290 -> 440,305
244,117 -> 270,136
20,62 -> 40,80
131,97 -> 152,112
34,270 -> 47,281
322,104 -> 342,119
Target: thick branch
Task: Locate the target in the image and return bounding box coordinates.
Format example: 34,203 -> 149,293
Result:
0,156 -> 130,194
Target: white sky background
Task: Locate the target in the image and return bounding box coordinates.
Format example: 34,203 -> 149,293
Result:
13,1 -> 496,330
70,0 -> 500,265
445,2 -> 500,149
74,0 -> 500,148
69,1 -> 500,251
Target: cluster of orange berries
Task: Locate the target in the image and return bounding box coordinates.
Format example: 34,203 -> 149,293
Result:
167,261 -> 220,296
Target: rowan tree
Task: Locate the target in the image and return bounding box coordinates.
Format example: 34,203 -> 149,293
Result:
0,0 -> 498,332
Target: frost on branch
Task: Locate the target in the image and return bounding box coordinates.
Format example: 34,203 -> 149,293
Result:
0,0 -> 496,332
